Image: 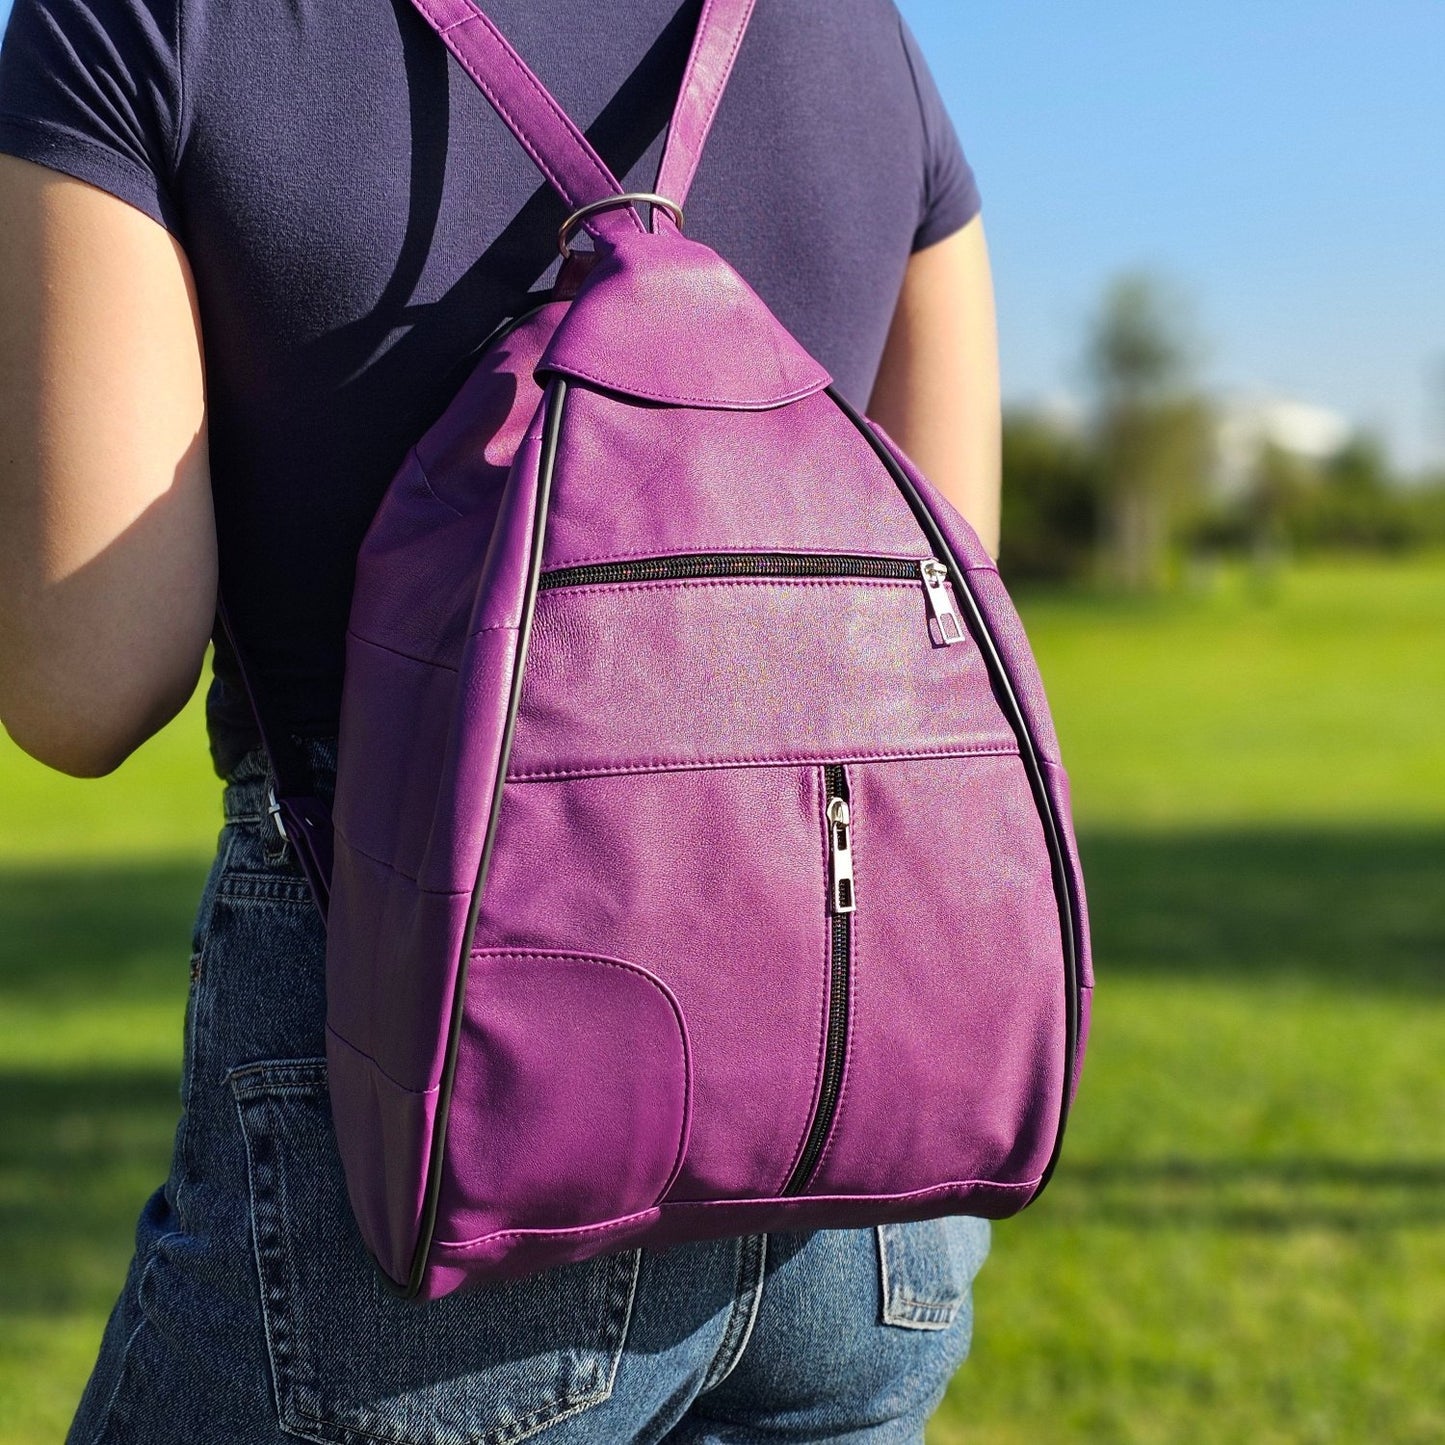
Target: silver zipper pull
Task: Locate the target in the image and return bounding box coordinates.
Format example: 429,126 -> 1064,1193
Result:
920,559 -> 965,646
827,797 -> 857,914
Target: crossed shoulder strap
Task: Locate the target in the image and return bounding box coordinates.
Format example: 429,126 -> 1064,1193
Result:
405,0 -> 757,241
227,0 -> 756,917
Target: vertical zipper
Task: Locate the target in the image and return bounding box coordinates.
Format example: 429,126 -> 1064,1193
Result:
783,764 -> 855,1196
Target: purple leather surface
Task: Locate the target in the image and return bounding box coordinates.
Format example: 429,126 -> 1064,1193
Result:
805,755 -> 1065,1196
325,0 -> 1091,1297
324,840 -> 469,1089
325,1020 -> 438,1287
653,0 -> 757,214
327,351 -> 1091,1290
511,576 -> 1017,781
438,950 -> 692,1241
467,766 -> 832,1203
541,387 -> 925,569
414,305 -> 563,520
539,230 -> 830,409
865,418 -> 1092,992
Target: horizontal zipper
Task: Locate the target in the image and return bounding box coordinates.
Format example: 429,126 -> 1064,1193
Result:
538,551 -> 967,645
783,763 -> 855,1196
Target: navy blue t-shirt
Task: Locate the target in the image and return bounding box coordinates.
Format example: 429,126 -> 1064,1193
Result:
0,0 -> 980,774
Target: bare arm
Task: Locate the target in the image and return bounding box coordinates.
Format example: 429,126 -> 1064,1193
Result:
0,157 -> 215,777
867,215 -> 1002,558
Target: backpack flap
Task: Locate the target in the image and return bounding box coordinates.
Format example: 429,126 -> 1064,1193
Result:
537,229 -> 831,410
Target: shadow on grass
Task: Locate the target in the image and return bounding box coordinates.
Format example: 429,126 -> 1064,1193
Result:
0,1067 -> 179,1316
1080,826 -> 1445,993
3,829 -> 1441,998
0,831 -> 1440,1315
1036,1157 -> 1445,1231
0,864 -> 203,1317
0,860 -> 209,1003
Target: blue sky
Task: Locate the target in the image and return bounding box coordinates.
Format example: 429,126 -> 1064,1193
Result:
897,0 -> 1445,472
3,0 -> 1441,469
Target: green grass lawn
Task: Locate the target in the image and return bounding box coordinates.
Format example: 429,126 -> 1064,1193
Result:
2,557 -> 1443,1443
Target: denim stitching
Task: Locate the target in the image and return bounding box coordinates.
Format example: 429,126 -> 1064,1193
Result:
876,1224 -> 964,1331
230,1063 -> 641,1445
79,1244 -> 170,1445
276,1246 -> 641,1445
698,1233 -> 768,1394
216,875 -> 314,905
173,827 -> 235,1233
231,1083 -> 299,1433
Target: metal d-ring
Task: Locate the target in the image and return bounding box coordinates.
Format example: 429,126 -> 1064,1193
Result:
557,192 -> 684,259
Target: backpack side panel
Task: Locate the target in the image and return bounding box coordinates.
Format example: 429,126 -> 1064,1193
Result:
325,309 -> 563,1288
861,413 -> 1094,1137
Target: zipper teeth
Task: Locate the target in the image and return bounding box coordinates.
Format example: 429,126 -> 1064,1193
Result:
783,764 -> 853,1197
538,552 -> 924,590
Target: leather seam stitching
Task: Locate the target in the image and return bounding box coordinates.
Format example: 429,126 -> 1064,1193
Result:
431,1178 -> 1041,1251
437,5 -> 639,229
324,1024 -> 441,1100
664,0 -> 751,202
346,629 -> 460,673
465,949 -> 693,1202
410,446 -> 466,519
507,745 -> 1021,782
330,825 -> 469,895
546,359 -> 823,408
537,576 -> 922,598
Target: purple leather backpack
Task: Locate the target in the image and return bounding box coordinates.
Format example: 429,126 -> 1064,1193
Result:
236,0 -> 1093,1301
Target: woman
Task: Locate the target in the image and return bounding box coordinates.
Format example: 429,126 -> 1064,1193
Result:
0,0 -> 1003,1438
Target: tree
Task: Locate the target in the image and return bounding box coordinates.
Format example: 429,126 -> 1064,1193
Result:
1085,274 -> 1211,591
998,411 -> 1101,583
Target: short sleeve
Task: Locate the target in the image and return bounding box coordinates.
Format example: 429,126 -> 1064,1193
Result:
0,0 -> 185,236
896,12 -> 981,252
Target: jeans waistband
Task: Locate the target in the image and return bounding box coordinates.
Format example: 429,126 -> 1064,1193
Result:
222,737 -> 340,824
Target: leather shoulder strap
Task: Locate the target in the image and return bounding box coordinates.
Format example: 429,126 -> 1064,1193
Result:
232,0 -> 763,924
217,596 -> 334,920
406,0 -> 758,233
406,0 -> 644,242
654,0 -> 757,214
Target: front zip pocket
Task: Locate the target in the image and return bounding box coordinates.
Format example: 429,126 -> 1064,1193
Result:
538,552 -> 967,647
782,763 -> 855,1196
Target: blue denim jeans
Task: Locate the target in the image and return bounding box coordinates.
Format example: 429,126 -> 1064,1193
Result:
68,742 -> 990,1444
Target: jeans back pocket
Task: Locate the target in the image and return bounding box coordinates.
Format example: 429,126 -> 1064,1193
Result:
876,1215 -> 991,1331
229,1059 -> 641,1445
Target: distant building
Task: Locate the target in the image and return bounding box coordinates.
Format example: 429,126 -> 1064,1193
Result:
1213,394 -> 1354,496
1009,387 -> 1358,497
